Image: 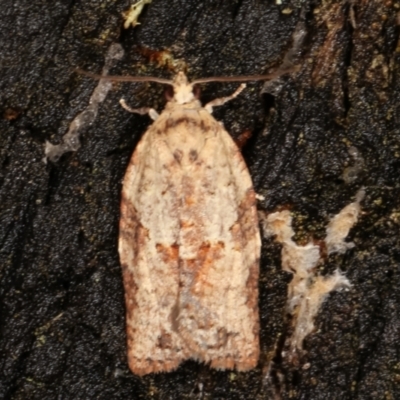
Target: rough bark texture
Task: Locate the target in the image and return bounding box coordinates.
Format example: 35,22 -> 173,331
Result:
0,0 -> 399,399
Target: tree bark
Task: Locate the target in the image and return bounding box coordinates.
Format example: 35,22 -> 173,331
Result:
0,0 -> 399,398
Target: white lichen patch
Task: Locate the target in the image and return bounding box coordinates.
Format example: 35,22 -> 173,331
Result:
291,270 -> 351,351
122,0 -> 152,29
262,210 -> 295,243
262,211 -> 321,319
325,188 -> 365,254
282,242 -> 322,314
44,43 -> 124,163
261,190 -> 363,354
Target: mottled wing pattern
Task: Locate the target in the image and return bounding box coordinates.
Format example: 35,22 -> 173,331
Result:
119,117 -> 187,375
172,107 -> 261,370
119,101 -> 260,375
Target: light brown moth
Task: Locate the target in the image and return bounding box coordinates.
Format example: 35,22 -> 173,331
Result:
79,67 -> 294,375
119,72 -> 260,375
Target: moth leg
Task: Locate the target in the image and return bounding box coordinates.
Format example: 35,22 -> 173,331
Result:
235,129 -> 252,149
204,83 -> 246,113
119,99 -> 159,120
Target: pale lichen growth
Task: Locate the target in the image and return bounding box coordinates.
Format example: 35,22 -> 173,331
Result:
291,270 -> 351,351
262,210 -> 294,243
262,211 -> 321,319
262,210 -> 321,312
122,0 -> 152,29
282,242 -> 321,314
325,188 -> 365,254
44,43 -> 124,163
261,190 -> 363,354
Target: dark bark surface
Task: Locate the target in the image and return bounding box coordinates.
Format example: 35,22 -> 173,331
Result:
0,0 -> 399,399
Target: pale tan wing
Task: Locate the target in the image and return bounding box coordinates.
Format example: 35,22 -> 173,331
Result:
163,108 -> 261,371
118,115 -> 188,376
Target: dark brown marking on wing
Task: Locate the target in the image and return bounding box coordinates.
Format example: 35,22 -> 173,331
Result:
155,243 -> 179,264
199,120 -> 207,131
184,241 -> 226,295
189,149 -> 198,162
229,187 -> 260,365
158,330 -> 173,349
170,301 -> 180,332
229,189 -> 259,247
119,194 -> 151,267
173,149 -> 183,163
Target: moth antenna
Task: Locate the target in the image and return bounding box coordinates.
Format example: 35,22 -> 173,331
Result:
76,68 -> 173,85
191,65 -> 300,85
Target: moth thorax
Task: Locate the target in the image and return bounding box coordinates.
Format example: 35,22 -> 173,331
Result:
173,71 -> 195,104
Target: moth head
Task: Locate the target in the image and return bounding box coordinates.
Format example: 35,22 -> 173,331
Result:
172,71 -> 195,104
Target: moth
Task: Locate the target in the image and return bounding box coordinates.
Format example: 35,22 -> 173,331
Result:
80,67 -> 294,375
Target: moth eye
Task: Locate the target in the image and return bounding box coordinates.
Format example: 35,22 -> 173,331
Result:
165,86 -> 174,101
193,85 -> 201,99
